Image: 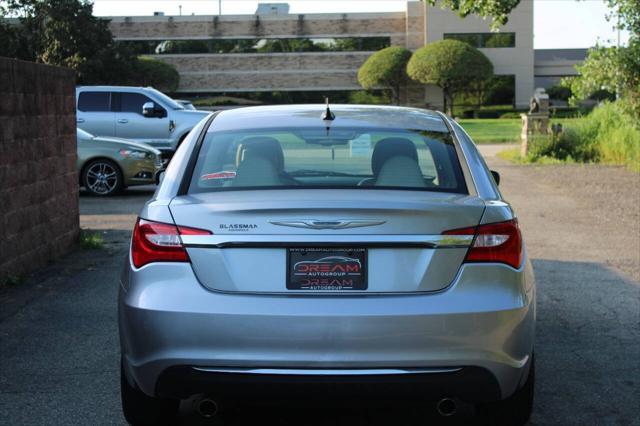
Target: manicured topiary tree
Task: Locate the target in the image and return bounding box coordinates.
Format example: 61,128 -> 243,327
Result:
407,39 -> 493,116
358,46 -> 413,105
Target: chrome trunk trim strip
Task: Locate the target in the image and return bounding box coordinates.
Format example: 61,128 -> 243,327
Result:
180,234 -> 474,249
192,367 -> 463,376
270,219 -> 386,230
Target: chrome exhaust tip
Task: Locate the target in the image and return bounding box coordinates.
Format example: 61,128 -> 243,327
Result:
436,398 -> 457,417
196,398 -> 219,418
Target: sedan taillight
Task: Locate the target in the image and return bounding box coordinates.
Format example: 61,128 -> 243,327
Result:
443,219 -> 522,269
131,218 -> 212,268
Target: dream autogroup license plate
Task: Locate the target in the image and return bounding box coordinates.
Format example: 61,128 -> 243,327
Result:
287,248 -> 367,290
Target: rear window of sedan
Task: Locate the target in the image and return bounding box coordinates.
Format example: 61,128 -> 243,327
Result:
188,127 -> 467,194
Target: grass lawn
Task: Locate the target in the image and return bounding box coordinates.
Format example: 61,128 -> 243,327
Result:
457,118 -> 582,144
457,119 -> 520,144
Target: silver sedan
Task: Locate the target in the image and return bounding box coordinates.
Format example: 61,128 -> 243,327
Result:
119,105 -> 535,425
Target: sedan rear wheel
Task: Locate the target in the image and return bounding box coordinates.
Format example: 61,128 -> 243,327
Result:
83,159 -> 122,196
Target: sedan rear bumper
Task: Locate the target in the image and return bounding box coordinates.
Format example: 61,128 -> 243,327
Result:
119,260 -> 535,402
155,366 -> 501,402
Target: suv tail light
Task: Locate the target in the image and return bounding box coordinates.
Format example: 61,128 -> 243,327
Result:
443,219 -> 522,269
131,218 -> 212,268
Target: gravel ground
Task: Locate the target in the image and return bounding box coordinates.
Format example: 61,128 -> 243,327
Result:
482,153 -> 640,426
486,159 -> 640,282
1,159 -> 639,425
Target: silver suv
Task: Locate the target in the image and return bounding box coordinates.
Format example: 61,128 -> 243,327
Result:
76,86 -> 210,155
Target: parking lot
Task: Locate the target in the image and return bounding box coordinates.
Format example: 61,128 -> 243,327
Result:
1,151 -> 639,425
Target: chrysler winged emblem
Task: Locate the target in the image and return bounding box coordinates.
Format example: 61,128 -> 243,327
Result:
269,219 -> 386,230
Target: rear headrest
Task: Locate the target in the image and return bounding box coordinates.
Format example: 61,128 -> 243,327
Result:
375,156 -> 426,188
236,136 -> 285,172
233,156 -> 283,187
371,137 -> 418,177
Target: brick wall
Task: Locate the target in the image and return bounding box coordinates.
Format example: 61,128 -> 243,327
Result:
0,58 -> 79,283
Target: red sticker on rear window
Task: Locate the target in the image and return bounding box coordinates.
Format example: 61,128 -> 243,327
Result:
200,171 -> 236,180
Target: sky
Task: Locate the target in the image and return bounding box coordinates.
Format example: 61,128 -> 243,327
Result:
91,0 -> 631,49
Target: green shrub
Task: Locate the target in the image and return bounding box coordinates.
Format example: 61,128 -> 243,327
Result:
526,134 -> 554,160
474,110 -> 501,119
513,101 -> 639,171
80,231 -> 104,249
133,57 -> 180,92
484,75 -> 515,105
547,85 -> 572,101
599,124 -> 640,170
497,148 -> 572,165
348,90 -> 390,105
527,130 -> 596,163
587,101 -> 640,171
550,108 -> 586,118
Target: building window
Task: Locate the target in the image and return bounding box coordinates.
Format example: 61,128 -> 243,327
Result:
443,33 -> 516,48
117,37 -> 391,55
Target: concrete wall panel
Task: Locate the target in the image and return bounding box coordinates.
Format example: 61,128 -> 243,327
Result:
155,52 -> 369,92
110,13 -> 406,40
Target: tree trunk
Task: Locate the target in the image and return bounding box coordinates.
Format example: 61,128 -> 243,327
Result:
443,90 -> 448,116
443,88 -> 454,116
390,87 -> 399,106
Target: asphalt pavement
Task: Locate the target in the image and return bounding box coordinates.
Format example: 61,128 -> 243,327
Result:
1,151 -> 639,425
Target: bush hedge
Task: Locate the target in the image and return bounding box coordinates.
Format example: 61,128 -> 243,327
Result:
526,101 -> 639,171
133,57 -> 180,92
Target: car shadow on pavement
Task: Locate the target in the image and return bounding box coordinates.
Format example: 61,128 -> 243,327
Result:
177,399 -> 478,426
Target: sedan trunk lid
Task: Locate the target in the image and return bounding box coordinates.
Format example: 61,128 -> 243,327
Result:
169,189 -> 484,293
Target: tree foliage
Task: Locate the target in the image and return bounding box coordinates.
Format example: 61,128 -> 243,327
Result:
0,0 -> 132,82
0,0 -> 180,91
563,0 -> 639,116
407,39 -> 493,115
546,84 -> 572,102
423,0 -> 521,30
604,0 -> 639,34
357,46 -> 412,105
563,41 -> 639,116
562,46 -> 622,100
